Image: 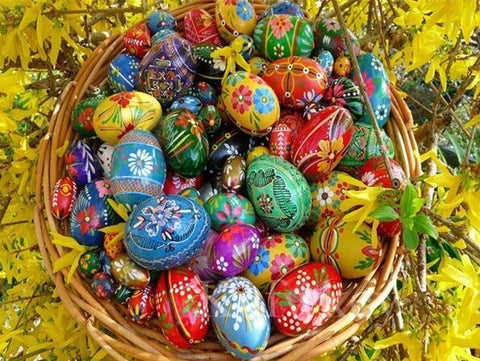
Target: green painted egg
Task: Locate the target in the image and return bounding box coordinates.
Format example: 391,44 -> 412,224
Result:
215,0 -> 257,43
246,154 -> 311,232
115,284 -> 134,304
78,250 -> 102,279
111,253 -> 150,289
253,15 -> 314,60
71,97 -> 104,138
159,109 -> 209,177
180,187 -> 204,206
204,192 -> 256,231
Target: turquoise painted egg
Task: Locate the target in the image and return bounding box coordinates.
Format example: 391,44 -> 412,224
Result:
243,233 -> 310,293
65,140 -> 102,187
210,277 -> 270,359
96,143 -> 114,178
180,187 -> 203,206
352,53 -> 391,127
146,10 -> 177,34
215,0 -> 257,43
204,192 -> 255,231
313,17 -> 360,57
71,97 -> 104,138
107,53 -> 140,92
313,50 -> 334,77
246,154 -> 311,232
253,15 -> 314,60
261,1 -> 304,18
159,109 -> 209,177
151,29 -> 176,44
124,195 -> 211,270
199,104 -> 222,134
194,43 -> 225,81
110,129 -> 166,209
322,77 -> 364,119
169,96 -> 202,115
70,179 -> 120,247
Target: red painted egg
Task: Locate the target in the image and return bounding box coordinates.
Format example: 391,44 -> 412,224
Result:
278,110 -> 303,137
154,266 -> 209,348
128,284 -> 156,324
360,156 -> 407,189
124,23 -> 152,58
262,56 -> 328,109
269,123 -> 293,161
291,106 -> 354,181
268,262 -> 342,336
163,171 -> 204,195
184,9 -> 223,46
51,176 -> 77,220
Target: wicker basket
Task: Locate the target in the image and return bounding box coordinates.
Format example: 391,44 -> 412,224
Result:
34,1 -> 421,360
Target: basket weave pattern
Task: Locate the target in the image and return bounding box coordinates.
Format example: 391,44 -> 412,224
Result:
34,1 -> 421,360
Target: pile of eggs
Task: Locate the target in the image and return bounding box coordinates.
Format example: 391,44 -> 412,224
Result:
51,0 -> 406,358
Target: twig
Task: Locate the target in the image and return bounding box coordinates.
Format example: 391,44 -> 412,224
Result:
1,292 -> 50,305
464,125 -> 477,163
42,6 -> 145,16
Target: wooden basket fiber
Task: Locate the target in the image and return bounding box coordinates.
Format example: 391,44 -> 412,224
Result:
34,1 -> 421,360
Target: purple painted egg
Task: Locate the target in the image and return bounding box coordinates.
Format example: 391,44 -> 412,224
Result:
65,140 -> 102,187
184,8 -> 223,46
190,229 -> 222,281
211,224 -> 260,277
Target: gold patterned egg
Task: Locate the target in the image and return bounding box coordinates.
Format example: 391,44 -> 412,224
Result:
92,91 -> 162,144
246,146 -> 269,165
215,0 -> 257,42
222,71 -> 280,136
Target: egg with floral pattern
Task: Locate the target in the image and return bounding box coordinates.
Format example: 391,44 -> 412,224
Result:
163,171 -> 204,195
91,272 -> 117,299
205,192 -> 255,231
124,195 -> 211,270
78,250 -> 102,279
194,43 -> 225,81
291,106 -> 354,181
111,253 -> 150,289
208,128 -> 250,176
215,0 -> 257,43
155,266 -> 209,347
71,97 -> 104,138
221,154 -> 246,192
184,8 -> 223,46
210,276 -> 270,359
51,176 -> 77,220
261,1 -> 304,18
92,91 -> 162,144
123,23 -> 151,59
190,230 -> 221,281
128,284 -> 156,324
253,15 -> 314,60
107,53 -> 140,92
146,11 -> 177,34
70,179 -> 120,247
310,216 -> 382,279
169,96 -> 203,115
96,143 -> 114,178
222,71 -> 280,136
65,140 -> 102,187
196,81 -> 218,105
312,50 -> 334,77
262,56 -> 328,109
199,104 -> 223,134
313,17 -> 360,58
322,77 -> 364,119
243,233 -> 310,293
269,262 -> 342,336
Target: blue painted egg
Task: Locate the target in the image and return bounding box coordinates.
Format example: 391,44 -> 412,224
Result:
65,140 -> 102,187
107,53 -> 140,92
169,96 -> 203,114
110,129 -> 166,210
151,29 -> 177,44
146,11 -> 177,34
70,179 -> 120,247
261,1 -> 304,18
196,81 -> 218,105
210,276 -> 270,359
91,272 -> 116,298
124,195 -> 211,270
313,50 -> 334,77
352,53 -> 391,127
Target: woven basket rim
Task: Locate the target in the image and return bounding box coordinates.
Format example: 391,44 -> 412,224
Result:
34,1 -> 421,360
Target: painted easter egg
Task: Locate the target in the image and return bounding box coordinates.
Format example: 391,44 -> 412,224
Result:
253,15 -> 314,60
169,96 -> 202,114
246,154 -> 311,232
322,77 -> 364,119
303,102 -> 324,121
110,129 -> 166,209
124,195 -> 211,270
111,253 -> 150,289
222,155 -> 246,192
180,187 -> 203,206
204,192 -> 255,231
353,53 -> 391,127
155,266 -> 209,347
244,233 -> 310,293
360,156 -> 407,189
103,232 -> 124,260
249,56 -> 270,76
211,224 -> 260,277
307,171 -> 353,229
151,29 -> 177,44
310,217 -> 382,279
71,97 -> 104,138
91,272 -> 116,299
291,106 -> 354,181
146,11 -> 177,34
101,251 -> 112,275
138,33 -> 196,107
96,143 -> 114,178
333,55 -> 351,77
107,53 -> 140,92
51,176 -> 77,220
277,110 -> 303,137
269,123 -> 293,161
115,284 -> 134,304
269,262 -> 342,336
163,171 -> 204,195
262,56 -> 328,109
207,128 -> 250,176
189,230 -> 221,281
123,23 -> 151,59
184,9 -> 223,46
246,145 -> 269,165
70,179 -> 120,247
210,276 -> 270,359
222,71 -> 280,136
159,109 -> 209,177
128,284 -> 156,324
194,42 -> 225,81
215,0 -> 257,42
199,104 -> 222,134
313,17 -> 360,57
78,250 -> 102,279
196,81 -> 218,105
65,140 -> 102,187
312,50 -> 334,77
92,91 -> 162,144
261,1 -> 304,18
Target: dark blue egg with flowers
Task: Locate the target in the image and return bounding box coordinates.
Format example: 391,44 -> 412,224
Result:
146,10 -> 177,34
169,96 -> 203,114
261,1 -> 304,19
107,53 -> 140,92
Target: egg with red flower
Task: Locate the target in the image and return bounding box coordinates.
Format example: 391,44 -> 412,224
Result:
128,284 -> 156,324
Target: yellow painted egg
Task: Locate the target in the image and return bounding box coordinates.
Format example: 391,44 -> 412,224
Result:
92,91 -> 162,144
309,216 -> 382,279
247,146 -> 269,165
243,233 -> 310,293
215,0 -> 257,42
221,71 -> 280,136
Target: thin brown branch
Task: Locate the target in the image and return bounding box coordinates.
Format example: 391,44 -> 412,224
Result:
42,6 -> 145,16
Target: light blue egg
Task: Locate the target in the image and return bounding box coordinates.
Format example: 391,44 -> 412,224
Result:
313,50 -> 334,77
107,53 -> 140,92
169,96 -> 203,115
146,11 -> 176,34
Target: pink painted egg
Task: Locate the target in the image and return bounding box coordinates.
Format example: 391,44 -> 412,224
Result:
269,123 -> 293,161
51,176 -> 77,220
123,23 -> 152,58
184,9 -> 223,46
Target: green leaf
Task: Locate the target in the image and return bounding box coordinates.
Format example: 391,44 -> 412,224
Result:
400,184 -> 417,218
402,227 -> 420,250
410,198 -> 426,215
412,214 -> 438,239
369,205 -> 399,221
